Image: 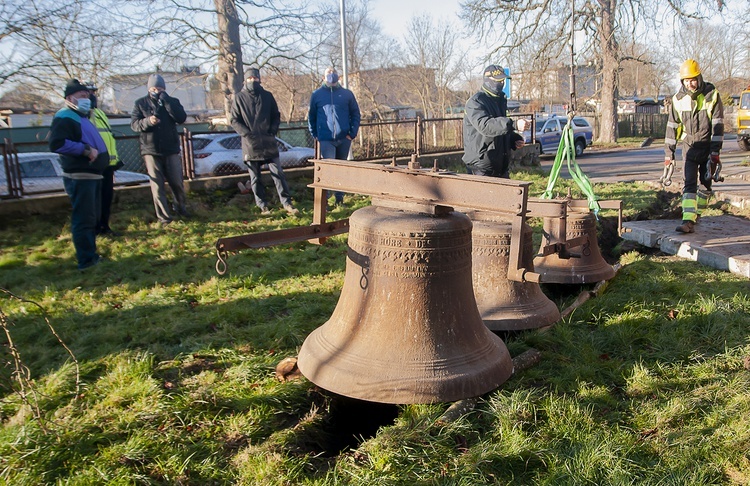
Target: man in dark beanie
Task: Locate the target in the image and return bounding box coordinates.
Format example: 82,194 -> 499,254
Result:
49,79 -> 110,269
462,64 -> 525,178
130,73 -> 189,225
230,67 -> 297,215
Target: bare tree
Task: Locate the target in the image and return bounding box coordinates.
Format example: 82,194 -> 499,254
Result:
674,21 -> 750,85
214,0 -> 243,116
310,0 -> 401,119
313,0 -> 398,75
133,0 -> 320,118
0,0 -> 142,97
460,0 -> 729,143
397,14 -> 466,118
617,41 -> 673,100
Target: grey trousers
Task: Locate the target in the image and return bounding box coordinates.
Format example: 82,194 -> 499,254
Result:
143,153 -> 187,223
246,157 -> 292,209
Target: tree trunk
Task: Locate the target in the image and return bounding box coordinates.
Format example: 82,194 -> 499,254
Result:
214,0 -> 244,120
597,0 -> 619,143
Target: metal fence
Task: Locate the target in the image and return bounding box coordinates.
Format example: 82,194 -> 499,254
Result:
617,113 -> 669,138
1,116 -> 470,198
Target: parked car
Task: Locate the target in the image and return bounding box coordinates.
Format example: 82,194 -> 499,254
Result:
191,133 -> 314,176
524,116 -> 593,156
0,152 -> 149,195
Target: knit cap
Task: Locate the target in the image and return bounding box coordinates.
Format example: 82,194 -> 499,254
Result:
148,74 -> 166,89
63,79 -> 89,98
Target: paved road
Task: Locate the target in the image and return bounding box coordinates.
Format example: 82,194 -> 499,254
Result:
540,135 -> 750,208
544,135 -> 750,277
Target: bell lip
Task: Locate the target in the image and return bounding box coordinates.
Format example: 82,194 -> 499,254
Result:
297,326 -> 514,405
481,304 -> 561,331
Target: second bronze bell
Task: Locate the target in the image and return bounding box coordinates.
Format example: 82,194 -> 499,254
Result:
471,216 -> 560,331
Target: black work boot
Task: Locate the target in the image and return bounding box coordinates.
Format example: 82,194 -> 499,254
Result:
675,220 -> 695,233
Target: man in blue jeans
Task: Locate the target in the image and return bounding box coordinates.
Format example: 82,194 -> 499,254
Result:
308,67 -> 361,206
49,79 -> 110,270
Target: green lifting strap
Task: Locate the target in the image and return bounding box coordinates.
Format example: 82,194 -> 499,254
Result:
540,119 -> 601,214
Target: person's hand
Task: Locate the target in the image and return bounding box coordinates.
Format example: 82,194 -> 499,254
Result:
159,91 -> 169,101
149,115 -> 160,125
515,118 -> 529,132
346,135 -> 353,140
660,157 -> 675,186
515,140 -> 525,149
710,153 -> 720,175
87,147 -> 99,162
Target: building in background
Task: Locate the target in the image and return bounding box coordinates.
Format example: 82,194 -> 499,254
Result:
109,67 -> 208,114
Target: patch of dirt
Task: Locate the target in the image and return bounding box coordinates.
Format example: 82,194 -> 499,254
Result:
631,190 -> 682,221
598,190 -> 682,262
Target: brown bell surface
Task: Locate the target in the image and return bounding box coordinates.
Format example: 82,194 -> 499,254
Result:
297,205 -> 513,404
534,210 -> 615,284
472,218 -> 560,331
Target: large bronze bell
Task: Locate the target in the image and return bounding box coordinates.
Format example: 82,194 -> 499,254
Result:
533,209 -> 615,284
297,205 -> 513,404
471,215 -> 560,331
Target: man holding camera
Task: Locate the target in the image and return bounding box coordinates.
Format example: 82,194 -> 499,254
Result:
131,74 -> 189,226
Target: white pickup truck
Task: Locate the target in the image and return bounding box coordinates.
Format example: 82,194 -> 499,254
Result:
523,115 -> 594,156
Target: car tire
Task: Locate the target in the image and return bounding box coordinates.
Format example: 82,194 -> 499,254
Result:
738,138 -> 750,151
574,139 -> 586,157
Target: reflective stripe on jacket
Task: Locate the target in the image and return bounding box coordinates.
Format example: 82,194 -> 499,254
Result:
665,82 -> 724,158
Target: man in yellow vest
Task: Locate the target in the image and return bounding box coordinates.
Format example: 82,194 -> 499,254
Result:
664,59 -> 724,234
86,83 -> 122,237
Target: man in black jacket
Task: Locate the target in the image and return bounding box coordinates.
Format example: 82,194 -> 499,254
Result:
49,79 -> 110,269
230,68 -> 297,215
131,74 -> 189,225
463,65 -> 525,178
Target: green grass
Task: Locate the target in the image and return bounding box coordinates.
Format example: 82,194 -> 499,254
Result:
1,171 -> 749,485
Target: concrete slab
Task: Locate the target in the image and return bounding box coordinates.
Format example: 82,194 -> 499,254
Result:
622,215 -> 750,277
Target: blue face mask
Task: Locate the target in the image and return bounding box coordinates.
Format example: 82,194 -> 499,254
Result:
76,98 -> 91,114
325,72 -> 339,85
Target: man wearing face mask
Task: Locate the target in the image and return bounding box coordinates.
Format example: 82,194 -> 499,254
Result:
49,79 -> 110,270
665,59 -> 724,234
308,67 -> 361,206
131,73 -> 189,226
462,65 -> 525,178
85,82 -> 122,237
230,67 -> 298,215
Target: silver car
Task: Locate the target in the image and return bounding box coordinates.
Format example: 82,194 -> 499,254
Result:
0,152 -> 150,196
191,133 -> 314,176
